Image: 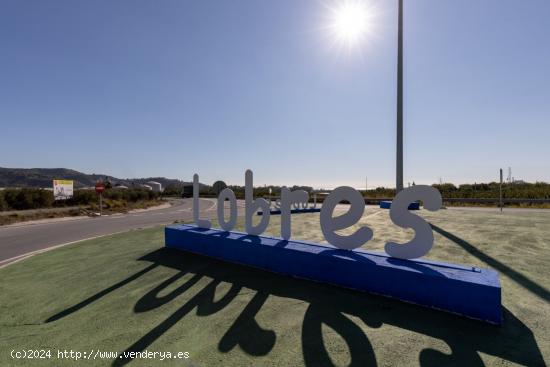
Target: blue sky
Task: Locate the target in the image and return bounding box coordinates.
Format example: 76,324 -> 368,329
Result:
1,0 -> 549,188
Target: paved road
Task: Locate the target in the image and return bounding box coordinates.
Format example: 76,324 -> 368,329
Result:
0,198 -> 241,267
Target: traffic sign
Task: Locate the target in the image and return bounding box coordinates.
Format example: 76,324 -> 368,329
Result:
95,181 -> 105,194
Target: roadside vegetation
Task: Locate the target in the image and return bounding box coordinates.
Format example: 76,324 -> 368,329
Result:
356,182 -> 550,208
0,187 -> 161,211
1,181 -> 549,224
194,181 -> 550,208
0,188 -> 164,225
431,181 -> 550,199
192,181 -> 550,199
431,182 -> 550,208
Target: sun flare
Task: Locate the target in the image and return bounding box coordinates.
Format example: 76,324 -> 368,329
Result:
326,0 -> 375,51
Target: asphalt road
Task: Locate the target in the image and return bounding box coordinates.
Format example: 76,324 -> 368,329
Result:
0,198 -> 241,267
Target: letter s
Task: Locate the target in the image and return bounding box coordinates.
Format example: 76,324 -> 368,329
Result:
385,185 -> 442,259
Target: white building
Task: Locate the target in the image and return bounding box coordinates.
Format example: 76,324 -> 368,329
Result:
146,181 -> 162,192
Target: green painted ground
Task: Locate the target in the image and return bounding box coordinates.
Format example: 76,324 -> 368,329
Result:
1,207 -> 549,366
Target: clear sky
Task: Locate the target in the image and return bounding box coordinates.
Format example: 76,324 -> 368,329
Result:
1,0 -> 549,188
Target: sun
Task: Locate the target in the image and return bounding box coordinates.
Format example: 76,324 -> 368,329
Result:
326,0 -> 375,51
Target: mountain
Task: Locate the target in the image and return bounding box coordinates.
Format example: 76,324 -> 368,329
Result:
0,167 -> 189,189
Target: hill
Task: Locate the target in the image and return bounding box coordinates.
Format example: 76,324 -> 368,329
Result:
0,167 -> 188,189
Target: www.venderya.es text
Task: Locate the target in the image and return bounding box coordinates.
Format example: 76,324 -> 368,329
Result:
11,349 -> 190,361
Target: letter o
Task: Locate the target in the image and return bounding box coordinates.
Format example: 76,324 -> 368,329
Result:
217,188 -> 237,231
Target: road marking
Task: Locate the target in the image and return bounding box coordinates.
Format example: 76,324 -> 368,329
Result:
0,219 -> 178,269
203,199 -> 217,211
0,231 -> 130,269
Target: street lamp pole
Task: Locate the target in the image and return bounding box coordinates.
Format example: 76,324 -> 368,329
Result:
396,0 -> 404,193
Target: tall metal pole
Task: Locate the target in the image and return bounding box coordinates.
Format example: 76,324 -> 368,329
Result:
396,0 -> 404,193
499,168 -> 503,212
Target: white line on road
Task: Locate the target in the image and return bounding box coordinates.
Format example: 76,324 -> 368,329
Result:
0,231 -> 129,269
0,218 -> 177,269
203,199 -> 217,211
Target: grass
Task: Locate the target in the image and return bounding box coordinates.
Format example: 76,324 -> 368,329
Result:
0,207 -> 549,366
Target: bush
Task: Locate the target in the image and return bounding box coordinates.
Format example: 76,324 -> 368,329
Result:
0,192 -> 7,211
163,185 -> 183,196
0,187 -> 160,211
2,188 -> 54,210
102,188 -> 159,203
69,189 -> 97,206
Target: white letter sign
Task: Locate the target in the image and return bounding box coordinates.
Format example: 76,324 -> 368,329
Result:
190,170 -> 442,259
245,170 -> 270,235
320,186 -> 373,250
193,173 -> 211,229
280,188 -> 309,240
385,185 -> 442,259
217,188 -> 237,231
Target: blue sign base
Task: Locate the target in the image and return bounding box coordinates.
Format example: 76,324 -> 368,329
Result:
380,201 -> 420,210
165,224 -> 501,324
257,208 -> 322,215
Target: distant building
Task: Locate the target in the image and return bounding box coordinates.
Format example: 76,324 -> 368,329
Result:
114,185 -> 128,189
146,181 -> 163,192
140,184 -> 153,191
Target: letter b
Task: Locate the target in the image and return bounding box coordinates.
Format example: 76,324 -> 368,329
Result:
245,170 -> 270,235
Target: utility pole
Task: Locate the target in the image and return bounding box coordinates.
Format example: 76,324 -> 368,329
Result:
499,168 -> 503,212
396,0 -> 404,193
95,181 -> 105,216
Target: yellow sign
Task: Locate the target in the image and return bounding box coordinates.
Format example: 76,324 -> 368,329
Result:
53,180 -> 73,185
53,180 -> 74,200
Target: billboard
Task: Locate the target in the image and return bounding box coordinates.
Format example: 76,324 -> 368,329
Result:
53,179 -> 74,200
